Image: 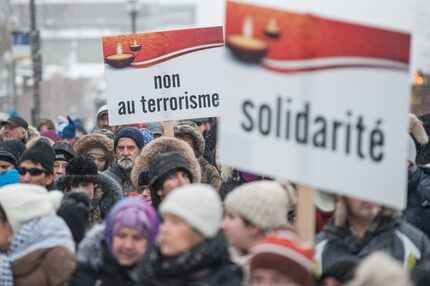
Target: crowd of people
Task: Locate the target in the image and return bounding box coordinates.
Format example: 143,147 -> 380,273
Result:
1,105 -> 430,286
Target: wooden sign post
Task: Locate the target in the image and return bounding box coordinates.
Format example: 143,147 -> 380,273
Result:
295,185 -> 316,242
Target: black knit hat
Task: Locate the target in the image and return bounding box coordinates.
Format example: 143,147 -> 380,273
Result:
62,156 -> 99,188
320,256 -> 359,283
148,152 -> 192,190
19,140 -> 55,174
53,141 -> 76,162
114,127 -> 145,150
57,191 -> 90,243
0,139 -> 26,167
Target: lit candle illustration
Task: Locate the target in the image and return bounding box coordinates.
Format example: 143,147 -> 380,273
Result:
129,38 -> 142,51
226,16 -> 268,62
264,18 -> 281,39
105,42 -> 135,68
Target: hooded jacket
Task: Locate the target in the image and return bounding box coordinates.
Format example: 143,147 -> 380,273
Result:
54,172 -> 122,219
315,215 -> 430,276
173,124 -> 221,190
73,133 -> 115,171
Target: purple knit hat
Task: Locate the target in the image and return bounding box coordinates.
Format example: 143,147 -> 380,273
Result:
104,198 -> 159,252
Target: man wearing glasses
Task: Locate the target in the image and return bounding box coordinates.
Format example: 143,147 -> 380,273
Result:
103,127 -> 144,195
18,139 -> 55,188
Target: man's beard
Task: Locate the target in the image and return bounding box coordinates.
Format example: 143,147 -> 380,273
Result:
118,157 -> 134,170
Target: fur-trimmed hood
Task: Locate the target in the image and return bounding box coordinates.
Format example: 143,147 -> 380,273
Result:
174,123 -> 205,158
131,137 -> 201,189
73,133 -> 115,168
76,224 -> 106,270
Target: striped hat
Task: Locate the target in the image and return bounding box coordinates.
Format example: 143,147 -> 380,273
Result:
250,230 -> 315,286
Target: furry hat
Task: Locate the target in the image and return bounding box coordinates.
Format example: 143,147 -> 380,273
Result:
130,137 -> 201,189
250,230 -> 314,286
159,184 -> 222,238
19,139 -> 55,174
346,252 -> 412,286
0,183 -> 63,233
409,114 -> 429,145
224,181 -> 289,230
74,133 -> 114,167
92,129 -> 115,141
62,156 -> 99,188
174,123 -> 205,157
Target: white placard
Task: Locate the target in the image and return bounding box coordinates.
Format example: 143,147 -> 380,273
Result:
103,26 -> 224,125
219,0 -> 411,209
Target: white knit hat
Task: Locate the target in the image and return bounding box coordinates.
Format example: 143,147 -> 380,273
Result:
0,183 -> 63,233
224,181 -> 288,230
159,184 -> 222,238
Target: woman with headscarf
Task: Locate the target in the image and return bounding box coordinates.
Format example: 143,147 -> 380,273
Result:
69,198 -> 159,286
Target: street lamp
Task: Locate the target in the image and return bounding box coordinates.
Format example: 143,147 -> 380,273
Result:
126,0 -> 140,34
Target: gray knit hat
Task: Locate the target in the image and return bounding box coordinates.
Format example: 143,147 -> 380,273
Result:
224,181 -> 288,230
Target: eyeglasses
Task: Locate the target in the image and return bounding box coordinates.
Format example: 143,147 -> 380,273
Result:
17,167 -> 47,176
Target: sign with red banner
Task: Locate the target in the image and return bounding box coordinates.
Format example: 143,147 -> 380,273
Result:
219,0 -> 411,209
103,26 -> 224,125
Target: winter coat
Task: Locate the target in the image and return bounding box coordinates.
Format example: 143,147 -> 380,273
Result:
73,133 -> 115,171
54,172 -> 123,219
315,215 -> 430,276
135,232 -> 243,286
404,166 -> 430,237
69,225 -> 135,286
7,214 -> 76,286
130,136 -> 201,189
103,160 -> 133,195
199,157 -> 221,191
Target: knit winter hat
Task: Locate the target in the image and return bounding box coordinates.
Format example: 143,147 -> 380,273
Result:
40,130 -> 60,142
139,128 -> 154,146
53,141 -> 75,162
92,128 -> 115,141
58,116 -> 76,139
0,183 -> 63,233
104,198 -> 159,252
0,139 -> 26,167
159,184 -> 222,238
320,256 -> 359,283
114,127 -> 145,150
148,151 -> 193,190
249,230 -> 315,286
97,104 -> 108,119
224,181 -> 289,230
19,140 -> 55,174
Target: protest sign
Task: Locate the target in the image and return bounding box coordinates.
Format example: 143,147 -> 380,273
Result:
219,0 -> 411,209
103,26 -> 224,126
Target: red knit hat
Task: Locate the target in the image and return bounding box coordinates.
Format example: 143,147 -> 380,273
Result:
250,230 -> 315,286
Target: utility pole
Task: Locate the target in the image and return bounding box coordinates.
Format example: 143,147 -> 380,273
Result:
30,0 -> 42,125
